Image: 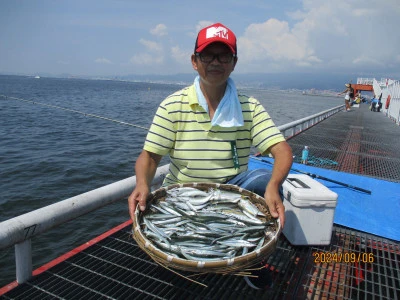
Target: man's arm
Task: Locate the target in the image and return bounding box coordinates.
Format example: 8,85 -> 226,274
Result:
263,141 -> 293,228
128,150 -> 162,220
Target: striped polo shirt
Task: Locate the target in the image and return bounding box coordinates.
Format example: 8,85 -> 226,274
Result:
143,84 -> 285,185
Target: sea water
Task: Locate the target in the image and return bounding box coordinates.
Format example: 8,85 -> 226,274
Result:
0,75 -> 343,286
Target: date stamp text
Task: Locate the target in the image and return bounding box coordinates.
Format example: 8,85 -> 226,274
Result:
313,251 -> 375,263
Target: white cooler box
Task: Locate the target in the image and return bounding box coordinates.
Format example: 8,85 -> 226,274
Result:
282,174 -> 338,245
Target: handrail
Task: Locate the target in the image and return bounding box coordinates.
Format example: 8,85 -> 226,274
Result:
0,164 -> 169,249
279,105 -> 344,139
0,105 -> 344,284
0,164 -> 169,283
372,78 -> 400,125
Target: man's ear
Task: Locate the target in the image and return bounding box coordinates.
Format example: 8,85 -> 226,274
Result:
232,56 -> 238,71
191,54 -> 198,70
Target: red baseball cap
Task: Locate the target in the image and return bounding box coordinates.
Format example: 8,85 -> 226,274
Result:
194,23 -> 237,54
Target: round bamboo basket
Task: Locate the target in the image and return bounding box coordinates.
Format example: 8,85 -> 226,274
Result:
132,182 -> 281,274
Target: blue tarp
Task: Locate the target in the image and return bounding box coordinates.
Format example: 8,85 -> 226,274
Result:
248,156 -> 400,241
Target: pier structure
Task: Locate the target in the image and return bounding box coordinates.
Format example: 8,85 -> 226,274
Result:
1,102 -> 399,299
353,78 -> 374,96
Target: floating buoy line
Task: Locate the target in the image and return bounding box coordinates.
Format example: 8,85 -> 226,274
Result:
0,94 -> 149,131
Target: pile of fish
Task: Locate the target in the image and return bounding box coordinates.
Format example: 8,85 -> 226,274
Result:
139,187 -> 276,262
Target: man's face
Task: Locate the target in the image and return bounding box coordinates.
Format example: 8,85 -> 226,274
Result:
191,42 -> 237,88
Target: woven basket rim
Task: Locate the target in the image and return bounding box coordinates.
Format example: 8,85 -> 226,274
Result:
133,182 -> 281,273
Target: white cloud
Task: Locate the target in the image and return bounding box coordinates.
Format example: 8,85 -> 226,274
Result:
139,39 -> 163,52
238,19 -> 319,72
150,24 -> 168,36
130,39 -> 164,66
195,21 -> 214,33
95,58 -> 112,64
4,0 -> 399,76
171,46 -> 191,66
352,56 -> 382,66
183,21 -> 215,40
235,0 -> 400,73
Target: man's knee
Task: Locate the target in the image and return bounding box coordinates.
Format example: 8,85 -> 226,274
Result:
228,169 -> 272,196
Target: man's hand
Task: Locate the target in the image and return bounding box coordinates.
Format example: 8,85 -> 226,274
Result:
128,183 -> 150,220
128,150 -> 162,220
264,187 -> 285,228
264,141 -> 293,228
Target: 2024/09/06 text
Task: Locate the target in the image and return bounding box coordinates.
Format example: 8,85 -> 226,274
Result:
313,251 -> 375,263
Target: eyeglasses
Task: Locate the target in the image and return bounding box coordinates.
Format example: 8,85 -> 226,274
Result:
195,52 -> 235,64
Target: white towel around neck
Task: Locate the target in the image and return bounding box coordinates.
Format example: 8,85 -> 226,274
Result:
194,76 -> 244,127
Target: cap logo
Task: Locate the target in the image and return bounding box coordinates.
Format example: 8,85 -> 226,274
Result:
206,26 -> 228,40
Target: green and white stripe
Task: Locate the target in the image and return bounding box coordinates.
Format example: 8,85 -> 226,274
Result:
143,84 -> 285,185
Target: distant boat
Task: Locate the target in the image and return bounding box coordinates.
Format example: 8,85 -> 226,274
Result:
34,76 -> 40,79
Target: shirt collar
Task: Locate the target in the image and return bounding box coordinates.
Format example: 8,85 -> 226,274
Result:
193,75 -> 209,112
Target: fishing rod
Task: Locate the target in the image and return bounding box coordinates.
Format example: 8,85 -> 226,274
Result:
255,157 -> 372,195
0,94 -> 149,131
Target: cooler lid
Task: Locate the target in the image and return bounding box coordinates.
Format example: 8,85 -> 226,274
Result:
282,174 -> 338,207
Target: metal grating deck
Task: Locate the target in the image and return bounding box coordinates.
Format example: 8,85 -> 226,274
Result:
1,104 -> 400,299
288,105 -> 400,182
1,224 -> 399,299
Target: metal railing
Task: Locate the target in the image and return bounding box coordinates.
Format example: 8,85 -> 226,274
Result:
372,78 -> 400,125
279,105 -> 344,139
0,105 -> 344,284
0,165 -> 170,284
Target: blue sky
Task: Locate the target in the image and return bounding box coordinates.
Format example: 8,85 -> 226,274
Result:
1,0 -> 399,78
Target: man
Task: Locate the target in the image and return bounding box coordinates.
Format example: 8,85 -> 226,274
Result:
128,22 -> 292,229
370,95 -> 378,111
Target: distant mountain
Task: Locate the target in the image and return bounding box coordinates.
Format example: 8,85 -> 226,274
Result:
232,73 -> 358,90
115,72 -> 367,91
1,71 -> 381,91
